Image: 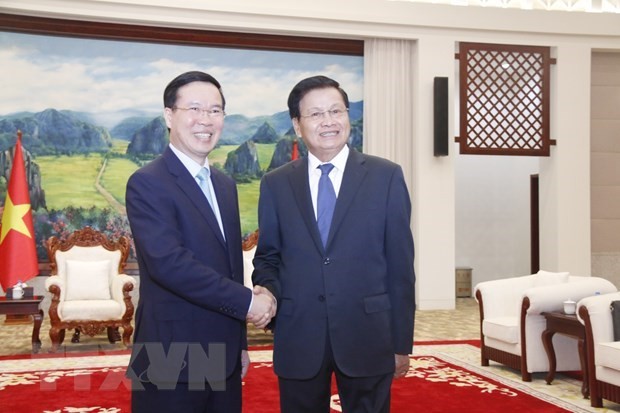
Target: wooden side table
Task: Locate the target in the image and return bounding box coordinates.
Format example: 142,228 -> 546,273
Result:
0,296 -> 44,353
541,311 -> 588,398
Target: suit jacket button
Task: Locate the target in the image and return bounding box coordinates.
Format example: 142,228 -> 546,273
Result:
323,258 -> 330,265
318,295 -> 325,302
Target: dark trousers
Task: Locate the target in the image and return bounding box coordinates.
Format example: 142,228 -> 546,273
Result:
278,336 -> 393,413
131,362 -> 242,413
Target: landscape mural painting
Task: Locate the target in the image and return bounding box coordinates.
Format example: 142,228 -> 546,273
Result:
0,31 -> 364,263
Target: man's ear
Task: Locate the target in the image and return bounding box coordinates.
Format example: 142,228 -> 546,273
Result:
292,117 -> 301,137
163,107 -> 174,129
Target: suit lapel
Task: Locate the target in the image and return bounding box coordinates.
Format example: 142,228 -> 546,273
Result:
210,170 -> 233,245
287,158 -> 325,252
163,148 -> 227,248
327,150 -> 367,247
211,169 -> 244,274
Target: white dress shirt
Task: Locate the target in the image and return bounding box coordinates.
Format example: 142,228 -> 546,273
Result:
168,143 -> 225,238
307,145 -> 349,220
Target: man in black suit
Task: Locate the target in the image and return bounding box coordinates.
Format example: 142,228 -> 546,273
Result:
126,71 -> 276,413
252,75 -> 416,413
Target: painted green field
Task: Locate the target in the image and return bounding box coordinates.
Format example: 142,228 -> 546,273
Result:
36,153 -> 110,209
36,140 -> 269,234
238,180 -> 260,235
100,157 -> 141,204
255,143 -> 276,170
111,139 -> 130,154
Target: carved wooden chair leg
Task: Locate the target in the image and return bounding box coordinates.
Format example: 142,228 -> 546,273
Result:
49,327 -> 64,353
122,324 -> 134,348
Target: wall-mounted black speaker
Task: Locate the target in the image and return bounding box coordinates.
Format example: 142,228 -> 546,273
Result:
433,77 -> 449,157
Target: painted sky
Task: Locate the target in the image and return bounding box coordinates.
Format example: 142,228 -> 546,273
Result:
0,31 -> 363,128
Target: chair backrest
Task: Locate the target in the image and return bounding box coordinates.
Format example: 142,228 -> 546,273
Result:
242,229 -> 259,251
46,227 -> 130,301
47,227 -> 129,275
579,291 -> 620,344
475,274 -> 537,318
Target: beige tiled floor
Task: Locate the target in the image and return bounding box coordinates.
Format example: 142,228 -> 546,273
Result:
0,298 -> 479,356
414,298 -> 479,341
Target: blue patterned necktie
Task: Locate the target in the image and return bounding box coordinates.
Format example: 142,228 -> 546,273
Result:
317,163 -> 336,247
196,167 -> 225,239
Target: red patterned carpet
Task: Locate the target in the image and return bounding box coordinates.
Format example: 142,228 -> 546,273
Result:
244,351 -> 572,413
0,342 -> 609,412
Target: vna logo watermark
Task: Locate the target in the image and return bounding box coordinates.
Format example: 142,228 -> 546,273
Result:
38,343 -> 227,392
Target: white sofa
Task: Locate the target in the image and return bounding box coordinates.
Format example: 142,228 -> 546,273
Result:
577,291 -> 620,407
474,271 -> 617,381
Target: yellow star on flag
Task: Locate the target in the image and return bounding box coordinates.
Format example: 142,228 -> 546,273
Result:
0,194 -> 33,244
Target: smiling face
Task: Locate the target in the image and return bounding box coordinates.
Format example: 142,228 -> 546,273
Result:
164,81 -> 224,165
293,87 -> 351,163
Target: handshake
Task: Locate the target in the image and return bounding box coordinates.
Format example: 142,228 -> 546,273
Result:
247,285 -> 277,329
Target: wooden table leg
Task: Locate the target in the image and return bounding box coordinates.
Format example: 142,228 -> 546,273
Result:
542,328 -> 557,384
31,309 -> 43,354
578,338 -> 589,398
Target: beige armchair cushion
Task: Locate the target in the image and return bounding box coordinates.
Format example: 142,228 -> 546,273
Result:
59,300 -> 123,321
598,342 -> 620,374
65,259 -> 112,301
53,245 -> 121,300
482,316 -> 519,344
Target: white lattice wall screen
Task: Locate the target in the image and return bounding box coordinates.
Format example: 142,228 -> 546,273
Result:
456,42 -> 555,156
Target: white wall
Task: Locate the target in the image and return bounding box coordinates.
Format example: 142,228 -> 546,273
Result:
539,44 -> 593,277
455,153 -> 538,286
591,52 -> 620,288
2,0 -> 620,309
411,36 -> 456,309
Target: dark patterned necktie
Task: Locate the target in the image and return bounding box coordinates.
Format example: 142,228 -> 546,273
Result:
317,163 -> 336,247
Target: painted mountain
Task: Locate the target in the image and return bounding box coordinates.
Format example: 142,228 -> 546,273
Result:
0,100 -> 363,157
0,109 -> 112,155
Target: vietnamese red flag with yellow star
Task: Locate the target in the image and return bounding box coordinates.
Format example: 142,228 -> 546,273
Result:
0,132 -> 39,291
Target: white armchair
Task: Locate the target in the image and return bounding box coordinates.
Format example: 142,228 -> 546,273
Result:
45,227 -> 137,352
474,271 -> 617,381
578,291 -> 620,407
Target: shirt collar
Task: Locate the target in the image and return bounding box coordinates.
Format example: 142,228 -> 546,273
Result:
308,145 -> 350,173
169,143 -> 210,178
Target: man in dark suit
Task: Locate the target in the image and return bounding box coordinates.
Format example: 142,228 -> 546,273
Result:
252,75 -> 416,413
126,71 -> 276,413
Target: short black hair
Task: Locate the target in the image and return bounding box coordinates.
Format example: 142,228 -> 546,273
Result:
287,75 -> 349,119
163,71 -> 226,110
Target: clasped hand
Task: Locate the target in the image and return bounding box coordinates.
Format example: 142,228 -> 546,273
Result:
247,285 -> 277,329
